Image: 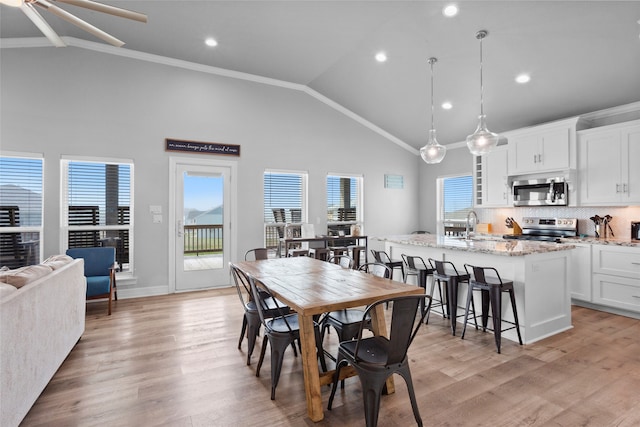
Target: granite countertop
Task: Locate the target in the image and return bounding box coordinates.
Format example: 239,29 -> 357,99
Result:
373,234 -> 576,257
558,236 -> 640,247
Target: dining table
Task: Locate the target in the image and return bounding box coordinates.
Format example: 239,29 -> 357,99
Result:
230,256 -> 424,422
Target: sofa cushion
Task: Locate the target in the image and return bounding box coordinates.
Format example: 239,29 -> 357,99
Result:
0,264 -> 53,289
0,282 -> 17,299
42,254 -> 74,270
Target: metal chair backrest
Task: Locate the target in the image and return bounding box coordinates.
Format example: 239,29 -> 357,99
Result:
244,248 -> 268,261
401,254 -> 428,271
358,262 -> 392,278
464,264 -> 503,285
354,295 -> 431,364
246,272 -> 296,334
371,250 -> 391,264
230,264 -> 251,307
428,258 -> 460,276
329,254 -> 354,269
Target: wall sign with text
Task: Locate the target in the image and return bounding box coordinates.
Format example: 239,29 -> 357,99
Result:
165,139 -> 240,156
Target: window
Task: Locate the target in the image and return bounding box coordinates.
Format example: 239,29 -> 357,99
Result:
438,174 -> 473,235
62,158 -> 133,273
327,174 -> 363,236
263,170 -> 307,250
0,154 -> 43,268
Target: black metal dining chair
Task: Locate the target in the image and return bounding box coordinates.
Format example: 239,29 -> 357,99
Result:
327,294 -> 432,427
247,272 -> 327,400
230,265 -> 292,365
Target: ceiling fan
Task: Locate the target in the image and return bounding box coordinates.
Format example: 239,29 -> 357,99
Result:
0,0 -> 147,47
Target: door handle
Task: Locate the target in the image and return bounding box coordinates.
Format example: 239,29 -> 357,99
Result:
177,220 -> 183,238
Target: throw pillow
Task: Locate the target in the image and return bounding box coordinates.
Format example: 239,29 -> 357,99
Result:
42,254 -> 74,270
0,264 -> 53,289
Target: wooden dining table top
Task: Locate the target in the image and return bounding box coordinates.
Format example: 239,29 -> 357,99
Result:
231,256 -> 423,316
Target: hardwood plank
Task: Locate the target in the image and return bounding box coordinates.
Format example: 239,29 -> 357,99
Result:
19,288 -> 640,426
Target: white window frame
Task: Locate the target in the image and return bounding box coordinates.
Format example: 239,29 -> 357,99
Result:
326,173 -> 364,234
60,155 -> 134,275
0,151 -> 44,266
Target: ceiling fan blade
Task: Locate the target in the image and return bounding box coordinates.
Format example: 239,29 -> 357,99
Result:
32,0 -> 124,46
21,2 -> 66,47
54,0 -> 147,23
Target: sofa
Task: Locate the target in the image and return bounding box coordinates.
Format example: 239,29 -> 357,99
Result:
0,255 -> 86,427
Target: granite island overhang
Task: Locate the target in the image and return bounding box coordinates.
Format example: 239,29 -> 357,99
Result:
374,234 -> 577,345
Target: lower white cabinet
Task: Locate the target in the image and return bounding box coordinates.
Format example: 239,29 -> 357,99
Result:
570,243 -> 592,302
591,245 -> 640,313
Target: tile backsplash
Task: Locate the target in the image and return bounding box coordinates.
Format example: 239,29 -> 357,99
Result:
478,206 -> 640,238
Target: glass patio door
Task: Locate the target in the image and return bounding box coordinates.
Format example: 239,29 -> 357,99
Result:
174,163 -> 230,291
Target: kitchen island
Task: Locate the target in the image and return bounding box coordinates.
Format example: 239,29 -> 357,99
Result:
375,234 -> 576,345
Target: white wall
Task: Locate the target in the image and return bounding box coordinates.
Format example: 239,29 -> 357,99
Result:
0,46 -> 421,292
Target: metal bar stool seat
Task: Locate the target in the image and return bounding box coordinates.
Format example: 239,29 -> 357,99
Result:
461,264 -> 523,354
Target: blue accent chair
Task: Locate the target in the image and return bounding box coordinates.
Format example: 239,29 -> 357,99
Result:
66,247 -> 116,315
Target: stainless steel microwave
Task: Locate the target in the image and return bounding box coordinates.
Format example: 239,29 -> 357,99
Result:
512,178 -> 568,206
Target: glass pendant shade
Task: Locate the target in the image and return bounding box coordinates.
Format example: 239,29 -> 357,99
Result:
421,129 -> 446,163
466,114 -> 499,155
420,57 -> 446,164
467,30 -> 498,156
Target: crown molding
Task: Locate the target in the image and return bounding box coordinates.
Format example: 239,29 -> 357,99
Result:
1,36 -> 418,156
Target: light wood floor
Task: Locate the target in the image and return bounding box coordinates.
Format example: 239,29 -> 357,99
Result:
21,289 -> 640,427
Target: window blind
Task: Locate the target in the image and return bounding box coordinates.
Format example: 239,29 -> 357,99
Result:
0,157 -> 43,227
443,175 -> 473,221
263,172 -> 303,223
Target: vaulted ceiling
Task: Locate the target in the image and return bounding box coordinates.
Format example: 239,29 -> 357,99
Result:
2,1 -> 640,151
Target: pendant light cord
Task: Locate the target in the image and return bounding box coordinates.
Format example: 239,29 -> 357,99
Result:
430,59 -> 435,131
478,31 -> 486,116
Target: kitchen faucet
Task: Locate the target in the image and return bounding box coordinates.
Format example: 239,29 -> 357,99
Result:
465,210 -> 478,240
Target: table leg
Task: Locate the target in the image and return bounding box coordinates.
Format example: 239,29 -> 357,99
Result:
298,314 -> 324,422
448,277 -> 459,336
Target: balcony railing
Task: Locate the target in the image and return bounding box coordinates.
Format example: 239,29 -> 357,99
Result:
184,224 -> 223,255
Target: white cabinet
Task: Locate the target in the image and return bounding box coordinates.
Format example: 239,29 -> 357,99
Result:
591,245 -> 640,313
474,145 -> 509,207
570,243 -> 592,302
577,120 -> 640,206
507,118 -> 583,175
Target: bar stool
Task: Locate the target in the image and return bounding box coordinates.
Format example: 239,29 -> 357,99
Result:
428,258 -> 473,335
461,264 -> 523,354
370,250 -> 404,281
401,254 -> 434,316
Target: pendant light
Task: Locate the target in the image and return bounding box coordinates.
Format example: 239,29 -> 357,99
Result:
466,30 -> 499,156
420,57 -> 446,164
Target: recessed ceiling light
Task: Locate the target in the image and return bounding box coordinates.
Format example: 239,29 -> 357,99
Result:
515,73 -> 531,84
375,52 -> 387,62
441,102 -> 453,110
443,4 -> 459,17
205,38 -> 218,47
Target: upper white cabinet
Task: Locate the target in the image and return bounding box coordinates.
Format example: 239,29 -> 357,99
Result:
474,145 -> 509,207
577,120 -> 640,206
507,118 -> 584,176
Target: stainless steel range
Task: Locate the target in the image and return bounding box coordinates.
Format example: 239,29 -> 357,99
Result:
503,217 -> 578,242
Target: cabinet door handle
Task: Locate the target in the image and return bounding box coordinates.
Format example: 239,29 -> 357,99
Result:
623,183 -> 628,193
632,262 -> 640,266
616,184 -> 620,193
538,154 -> 542,163
633,295 -> 640,299
533,154 -> 537,164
